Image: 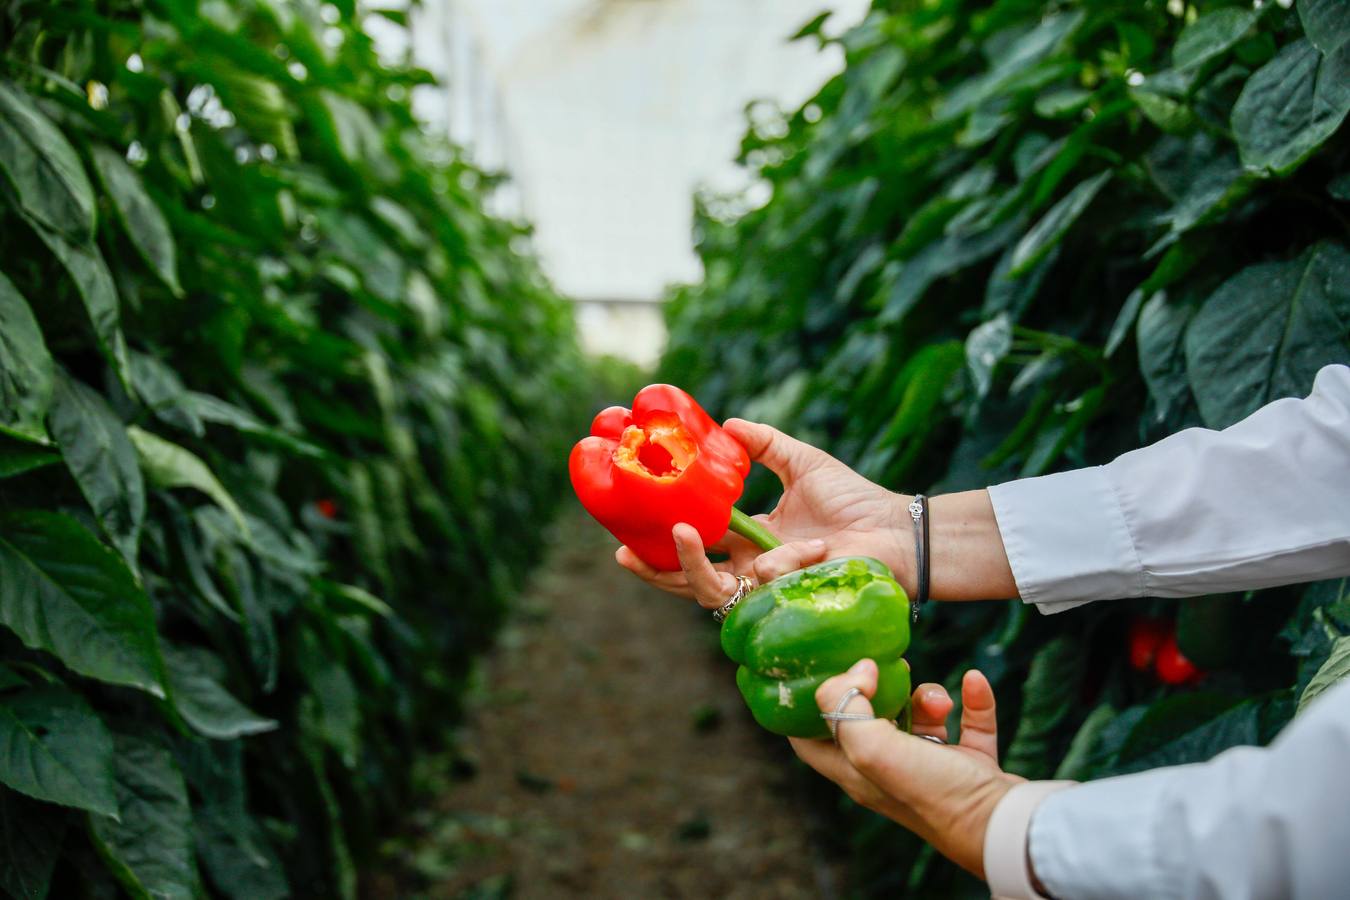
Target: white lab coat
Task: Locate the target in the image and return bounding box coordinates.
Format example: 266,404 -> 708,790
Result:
983,364 -> 1350,899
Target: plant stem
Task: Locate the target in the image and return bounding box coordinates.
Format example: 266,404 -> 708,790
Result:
728,506 -> 782,551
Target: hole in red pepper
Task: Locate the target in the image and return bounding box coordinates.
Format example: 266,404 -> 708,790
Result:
613,413 -> 698,481
638,441 -> 676,476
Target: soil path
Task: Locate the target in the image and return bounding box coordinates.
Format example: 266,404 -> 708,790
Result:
370,504 -> 845,898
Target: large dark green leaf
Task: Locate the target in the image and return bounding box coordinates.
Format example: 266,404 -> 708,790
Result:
29,227 -> 133,393
1232,38 -> 1350,176
1299,0 -> 1350,55
1003,637 -> 1082,779
1112,694 -> 1264,774
0,273 -> 54,445
0,83 -> 95,241
90,146 -> 182,297
1185,241 -> 1350,428
0,787 -> 66,900
89,735 -> 198,900
47,372 -> 145,565
1172,8 -> 1261,71
163,645 -> 276,741
0,686 -> 115,816
0,510 -> 167,698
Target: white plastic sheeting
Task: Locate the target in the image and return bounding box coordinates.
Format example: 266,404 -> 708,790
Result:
405,0 -> 870,363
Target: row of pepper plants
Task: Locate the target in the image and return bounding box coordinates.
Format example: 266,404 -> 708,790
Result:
0,0 -> 586,897
663,0 -> 1349,894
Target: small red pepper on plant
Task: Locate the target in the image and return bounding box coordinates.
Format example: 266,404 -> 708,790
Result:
315,498 -> 339,520
1153,632 -> 1202,685
569,384 -> 780,571
1127,617 -> 1168,672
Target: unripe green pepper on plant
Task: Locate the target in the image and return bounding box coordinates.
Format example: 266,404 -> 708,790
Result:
720,556 -> 912,739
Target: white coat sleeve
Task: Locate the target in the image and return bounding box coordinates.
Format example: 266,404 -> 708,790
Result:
986,364 -> 1350,613
1026,675 -> 1350,900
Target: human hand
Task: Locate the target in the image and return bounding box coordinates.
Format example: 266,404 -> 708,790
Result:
615,418 -> 912,610
791,661 -> 1022,879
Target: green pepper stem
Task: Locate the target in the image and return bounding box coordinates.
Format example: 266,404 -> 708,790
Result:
729,506 -> 782,552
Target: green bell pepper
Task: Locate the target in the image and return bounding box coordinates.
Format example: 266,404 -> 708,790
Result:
720,556 -> 912,739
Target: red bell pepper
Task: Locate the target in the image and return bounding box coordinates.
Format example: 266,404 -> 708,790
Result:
569,384 -> 780,571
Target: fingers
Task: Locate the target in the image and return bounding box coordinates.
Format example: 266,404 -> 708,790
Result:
672,524 -> 738,610
813,660 -> 902,763
723,419 -> 819,485
614,546 -> 695,599
909,683 -> 954,742
957,670 -> 999,761
752,538 -> 829,583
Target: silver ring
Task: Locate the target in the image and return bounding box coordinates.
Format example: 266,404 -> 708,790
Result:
820,687 -> 874,741
917,734 -> 945,745
712,574 -> 755,623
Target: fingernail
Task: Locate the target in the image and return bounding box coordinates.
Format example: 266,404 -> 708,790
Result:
809,539 -> 826,551
848,659 -> 871,675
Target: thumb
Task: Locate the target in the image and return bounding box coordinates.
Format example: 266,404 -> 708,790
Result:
752,539 -> 829,583
723,419 -> 818,486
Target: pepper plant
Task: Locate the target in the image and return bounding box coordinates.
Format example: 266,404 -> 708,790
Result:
663,0 -> 1349,894
0,0 -> 584,897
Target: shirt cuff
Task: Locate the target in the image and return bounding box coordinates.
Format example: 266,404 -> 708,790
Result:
985,781 -> 1077,899
987,467 -> 1144,613
1029,770 -> 1178,900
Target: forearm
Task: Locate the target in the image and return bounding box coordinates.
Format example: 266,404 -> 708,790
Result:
896,488 -> 1020,601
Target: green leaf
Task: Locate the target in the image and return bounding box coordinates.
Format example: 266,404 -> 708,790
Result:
89,735 -> 198,900
1137,292 -> 1197,427
90,145 -> 182,297
1113,695 -> 1264,774
129,353 -> 203,437
1034,87 -> 1090,119
0,83 -> 95,241
1172,8 -> 1261,71
0,686 -> 116,816
1185,241 -> 1350,428
1004,637 -> 1082,779
965,314 -> 1012,399
0,787 -> 66,900
1330,172 -> 1350,201
1008,172 -> 1110,276
1105,287 -> 1149,357
180,742 -> 287,900
1298,634 -> 1350,715
1053,703 -> 1117,781
0,509 -> 167,698
0,273 -> 54,444
0,443 -> 60,480
186,393 -> 323,459
1232,39 -> 1350,176
127,427 -> 250,538
1130,88 -> 1192,133
1299,0 -> 1350,55
163,644 -> 277,741
29,226 -> 133,394
47,371 -> 145,566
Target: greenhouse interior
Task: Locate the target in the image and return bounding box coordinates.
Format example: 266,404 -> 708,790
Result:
0,0 -> 1347,898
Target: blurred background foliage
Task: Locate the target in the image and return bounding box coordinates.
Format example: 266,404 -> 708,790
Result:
0,0 -> 586,896
663,0 -> 1349,894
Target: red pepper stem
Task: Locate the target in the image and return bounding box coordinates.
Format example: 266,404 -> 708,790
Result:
729,506 -> 782,552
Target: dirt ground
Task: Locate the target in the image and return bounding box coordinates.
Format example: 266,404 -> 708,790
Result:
366,505 -> 848,899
